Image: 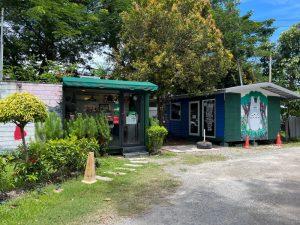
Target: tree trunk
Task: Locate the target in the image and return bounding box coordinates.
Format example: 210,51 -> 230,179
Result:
19,125 -> 28,162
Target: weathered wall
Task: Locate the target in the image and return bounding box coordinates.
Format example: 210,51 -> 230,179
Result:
0,82 -> 63,152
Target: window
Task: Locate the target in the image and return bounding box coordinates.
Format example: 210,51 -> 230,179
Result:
170,102 -> 181,120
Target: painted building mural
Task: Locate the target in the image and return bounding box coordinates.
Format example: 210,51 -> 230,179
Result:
0,82 -> 62,152
241,91 -> 268,140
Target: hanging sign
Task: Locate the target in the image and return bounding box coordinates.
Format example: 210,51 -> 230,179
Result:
126,113 -> 137,125
202,99 -> 215,137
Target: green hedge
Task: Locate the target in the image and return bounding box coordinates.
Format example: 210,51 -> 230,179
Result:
147,125 -> 168,154
14,137 -> 99,187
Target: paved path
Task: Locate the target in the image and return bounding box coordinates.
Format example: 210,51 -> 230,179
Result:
117,148 -> 300,225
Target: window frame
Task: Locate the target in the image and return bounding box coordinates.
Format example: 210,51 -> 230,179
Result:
170,102 -> 182,121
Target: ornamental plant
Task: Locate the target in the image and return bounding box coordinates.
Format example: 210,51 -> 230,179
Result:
66,114 -> 111,155
147,125 -> 168,154
0,93 -> 47,162
35,112 -> 63,142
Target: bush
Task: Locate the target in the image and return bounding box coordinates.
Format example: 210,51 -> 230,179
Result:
14,142 -> 53,187
14,138 -> 99,187
0,156 -> 8,193
66,114 -> 111,155
95,114 -> 111,155
0,155 -> 15,193
35,112 -> 63,142
149,117 -> 159,126
147,125 -> 168,154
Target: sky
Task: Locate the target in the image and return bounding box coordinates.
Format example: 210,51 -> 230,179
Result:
239,0 -> 300,42
94,0 -> 300,67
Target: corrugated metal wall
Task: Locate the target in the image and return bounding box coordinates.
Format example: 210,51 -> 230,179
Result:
165,98 -> 189,138
224,93 -> 241,142
268,96 -> 281,140
0,82 -> 63,152
165,94 -> 225,141
286,116 -> 300,139
216,94 -> 225,139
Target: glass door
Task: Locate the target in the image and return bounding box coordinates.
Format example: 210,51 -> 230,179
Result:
123,93 -> 143,145
189,101 -> 199,136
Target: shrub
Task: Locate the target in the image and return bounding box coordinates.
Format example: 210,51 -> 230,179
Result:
66,114 -> 86,138
0,155 -> 15,193
147,125 -> 168,154
14,142 -> 53,187
149,117 -> 159,126
14,137 -> 99,187
35,112 -> 63,142
85,116 -> 99,139
66,114 -> 111,155
0,156 -> 8,193
95,114 -> 111,155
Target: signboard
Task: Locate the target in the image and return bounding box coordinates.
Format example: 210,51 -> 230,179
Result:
202,99 -> 215,137
126,113 -> 137,125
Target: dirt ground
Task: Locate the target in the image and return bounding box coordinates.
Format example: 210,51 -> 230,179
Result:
115,146 -> 300,225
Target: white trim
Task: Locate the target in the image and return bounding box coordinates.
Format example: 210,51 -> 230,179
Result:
170,102 -> 181,121
225,82 -> 300,99
189,101 -> 200,136
202,99 -> 216,138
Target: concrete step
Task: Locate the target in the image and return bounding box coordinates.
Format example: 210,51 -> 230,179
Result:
123,151 -> 149,158
96,175 -> 113,181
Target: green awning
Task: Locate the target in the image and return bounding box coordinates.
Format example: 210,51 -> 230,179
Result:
63,77 -> 158,92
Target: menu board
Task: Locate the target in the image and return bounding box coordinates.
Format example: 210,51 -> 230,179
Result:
202,99 -> 215,137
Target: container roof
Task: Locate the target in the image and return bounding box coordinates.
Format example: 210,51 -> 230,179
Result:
169,82 -> 300,100
63,76 -> 158,92
225,82 -> 300,99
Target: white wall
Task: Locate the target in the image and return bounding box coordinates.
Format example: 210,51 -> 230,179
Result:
0,82 -> 63,153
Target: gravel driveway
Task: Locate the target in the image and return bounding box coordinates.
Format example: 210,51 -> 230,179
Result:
117,147 -> 300,225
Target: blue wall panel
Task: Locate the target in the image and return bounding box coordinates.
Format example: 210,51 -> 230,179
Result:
216,94 -> 225,139
165,99 -> 189,138
165,94 -> 225,140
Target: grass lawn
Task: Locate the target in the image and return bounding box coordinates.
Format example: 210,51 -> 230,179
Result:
283,140 -> 300,148
0,157 -> 180,225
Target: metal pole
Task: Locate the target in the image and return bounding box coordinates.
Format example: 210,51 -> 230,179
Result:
0,8 -> 4,81
237,60 -> 243,86
268,55 -> 272,83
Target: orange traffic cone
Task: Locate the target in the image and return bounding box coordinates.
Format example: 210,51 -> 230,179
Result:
243,136 -> 250,149
276,133 -> 282,147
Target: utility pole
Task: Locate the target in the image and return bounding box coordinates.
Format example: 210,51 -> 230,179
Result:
237,60 -> 243,86
268,54 -> 272,83
0,8 -> 4,81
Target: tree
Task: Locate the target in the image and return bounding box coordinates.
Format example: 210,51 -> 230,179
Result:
211,0 -> 275,87
0,93 -> 47,161
1,0 -> 132,80
114,0 -> 232,122
273,23 -> 300,117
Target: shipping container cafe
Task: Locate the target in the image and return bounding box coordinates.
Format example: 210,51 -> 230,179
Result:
164,83 -> 300,145
63,77 -> 158,155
